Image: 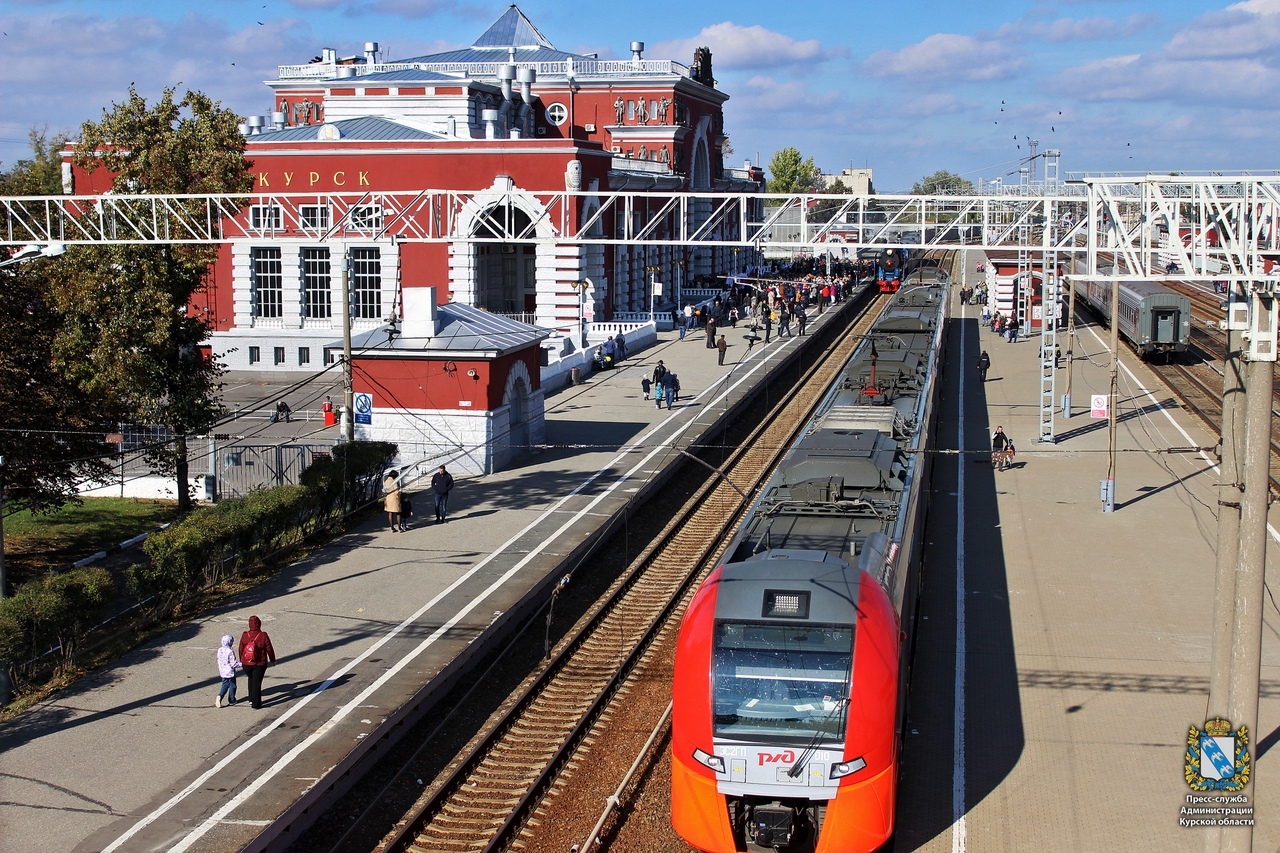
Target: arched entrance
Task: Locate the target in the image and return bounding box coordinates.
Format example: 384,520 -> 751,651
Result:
474,206 -> 537,314
507,376 -> 529,453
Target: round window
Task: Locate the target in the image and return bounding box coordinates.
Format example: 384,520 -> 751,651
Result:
545,103 -> 568,126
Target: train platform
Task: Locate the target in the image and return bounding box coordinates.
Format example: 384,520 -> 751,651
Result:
0,292 -> 857,852
897,267 -> 1280,850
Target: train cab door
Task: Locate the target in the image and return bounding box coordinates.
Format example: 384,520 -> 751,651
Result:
1153,307 -> 1178,343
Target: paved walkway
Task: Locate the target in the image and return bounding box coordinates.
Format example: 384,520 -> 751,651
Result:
0,295 -> 852,852
897,261 -> 1280,850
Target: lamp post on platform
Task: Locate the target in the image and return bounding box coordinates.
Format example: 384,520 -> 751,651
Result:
569,279 -> 591,349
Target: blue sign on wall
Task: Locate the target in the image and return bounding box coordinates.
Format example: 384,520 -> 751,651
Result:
354,392 -> 373,425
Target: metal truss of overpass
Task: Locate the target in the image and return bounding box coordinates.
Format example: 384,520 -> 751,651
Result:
3,176 -> 1278,283
4,175 -> 1279,444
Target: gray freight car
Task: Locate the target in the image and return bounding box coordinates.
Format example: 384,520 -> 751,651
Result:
1078,279 -> 1191,359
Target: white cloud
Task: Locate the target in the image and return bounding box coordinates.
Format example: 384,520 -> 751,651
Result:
988,13 -> 1158,43
650,22 -> 838,71
1057,0 -> 1280,105
864,33 -> 1028,82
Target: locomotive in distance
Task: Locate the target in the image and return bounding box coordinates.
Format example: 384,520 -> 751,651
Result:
670,275 -> 948,852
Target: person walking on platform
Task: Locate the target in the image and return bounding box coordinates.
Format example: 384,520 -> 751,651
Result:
214,633 -> 241,708
706,316 -> 718,349
977,350 -> 990,383
991,426 -> 1013,471
384,471 -> 403,532
641,376 -> 651,400
615,331 -> 627,361
1005,323 -> 1017,344
796,305 -> 808,336
238,616 -> 276,710
662,372 -> 678,409
778,307 -> 793,338
717,334 -> 728,366
762,309 -> 773,343
652,360 -> 668,409
432,464 -> 455,523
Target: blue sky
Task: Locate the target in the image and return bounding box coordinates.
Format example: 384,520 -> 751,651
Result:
1,0 -> 1276,192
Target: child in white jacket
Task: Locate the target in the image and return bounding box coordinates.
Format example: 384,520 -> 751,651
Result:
215,634 -> 242,707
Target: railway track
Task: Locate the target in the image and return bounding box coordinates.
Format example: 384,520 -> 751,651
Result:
1152,280 -> 1280,493
370,289 -> 894,853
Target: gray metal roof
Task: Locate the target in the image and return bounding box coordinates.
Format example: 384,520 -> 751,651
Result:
251,117 -> 444,143
472,5 -> 555,49
348,302 -> 550,356
356,68 -> 466,83
399,45 -> 584,65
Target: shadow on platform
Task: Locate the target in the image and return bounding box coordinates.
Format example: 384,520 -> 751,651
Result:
895,315 -> 1024,850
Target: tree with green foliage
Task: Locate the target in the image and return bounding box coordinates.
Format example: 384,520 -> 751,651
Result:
912,170 -> 975,195
767,147 -> 822,194
0,261 -> 116,516
52,86 -> 253,512
0,127 -> 69,195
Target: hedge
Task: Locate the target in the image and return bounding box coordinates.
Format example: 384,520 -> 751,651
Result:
132,440 -> 397,615
0,566 -> 114,688
0,441 -> 397,700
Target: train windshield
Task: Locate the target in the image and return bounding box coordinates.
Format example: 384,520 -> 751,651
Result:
710,621 -> 853,743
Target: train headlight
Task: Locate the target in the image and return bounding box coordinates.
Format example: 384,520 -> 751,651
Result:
693,748 -> 726,773
830,756 -> 867,779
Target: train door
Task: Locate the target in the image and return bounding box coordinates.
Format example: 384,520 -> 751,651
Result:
1152,307 -> 1178,343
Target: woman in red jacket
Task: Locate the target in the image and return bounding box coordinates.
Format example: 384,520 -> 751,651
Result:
238,615 -> 277,709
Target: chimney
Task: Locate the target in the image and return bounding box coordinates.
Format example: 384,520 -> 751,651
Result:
631,41 -> 644,60
401,287 -> 439,338
482,109 -> 499,139
517,66 -> 536,103
246,115 -> 265,135
364,41 -> 379,65
498,64 -> 516,102
321,47 -> 336,64
272,111 -> 287,131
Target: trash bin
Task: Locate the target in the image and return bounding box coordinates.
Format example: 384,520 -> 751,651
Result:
324,411 -> 337,426
570,367 -> 581,385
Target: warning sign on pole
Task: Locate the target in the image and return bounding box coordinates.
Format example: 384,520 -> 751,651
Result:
1090,394 -> 1108,419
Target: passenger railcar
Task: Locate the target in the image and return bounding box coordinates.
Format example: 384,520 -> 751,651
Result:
875,248 -> 908,293
1077,279 -> 1190,359
671,282 -> 948,853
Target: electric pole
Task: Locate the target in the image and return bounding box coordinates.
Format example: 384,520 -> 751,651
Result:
339,245 -> 354,443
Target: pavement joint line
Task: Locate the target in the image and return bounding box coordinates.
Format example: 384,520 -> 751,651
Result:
1079,323 -> 1280,545
129,317 -> 786,853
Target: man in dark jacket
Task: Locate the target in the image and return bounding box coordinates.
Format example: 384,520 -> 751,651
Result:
431,464 -> 455,523
238,615 -> 277,709
977,350 -> 991,382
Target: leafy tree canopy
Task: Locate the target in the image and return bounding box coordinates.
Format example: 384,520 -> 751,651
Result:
52,86 -> 254,511
0,127 -> 69,195
767,147 -> 822,194
912,170 -> 975,195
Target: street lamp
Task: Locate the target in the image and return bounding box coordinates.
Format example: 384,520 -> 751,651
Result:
0,242 -> 66,270
644,263 -> 662,325
569,279 -> 591,349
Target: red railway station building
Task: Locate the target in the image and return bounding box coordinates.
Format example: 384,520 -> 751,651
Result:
67,5 -> 763,474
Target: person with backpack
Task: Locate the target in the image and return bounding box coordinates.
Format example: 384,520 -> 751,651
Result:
215,634 -> 242,708
238,616 -> 277,709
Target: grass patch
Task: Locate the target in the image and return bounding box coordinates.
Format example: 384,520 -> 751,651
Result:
5,498 -> 178,586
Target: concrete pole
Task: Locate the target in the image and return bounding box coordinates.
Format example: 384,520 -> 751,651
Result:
1205,322 -> 1244,853
340,246 -> 354,443
1103,278 -> 1119,511
1221,353 -> 1272,853
1064,275 -> 1077,416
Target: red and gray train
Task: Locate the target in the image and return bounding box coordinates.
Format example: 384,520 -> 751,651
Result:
671,281 -> 948,852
